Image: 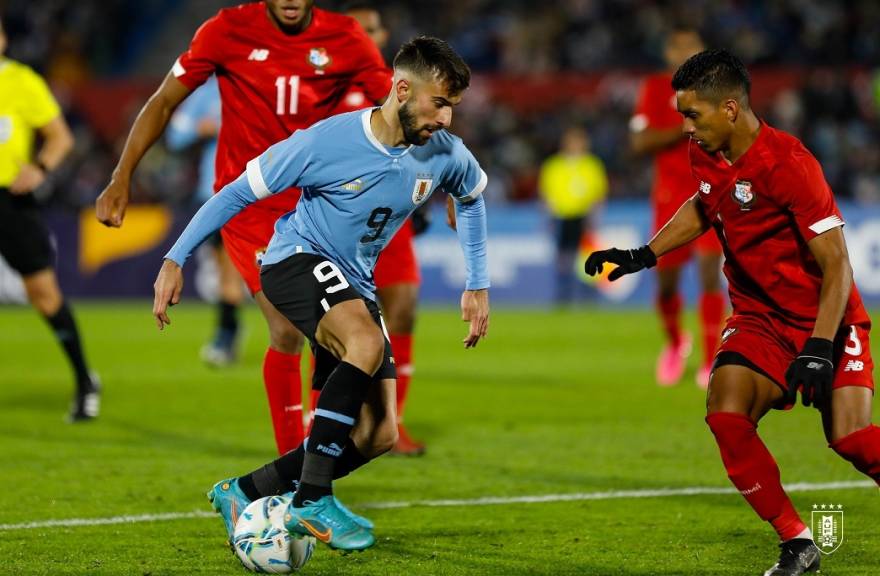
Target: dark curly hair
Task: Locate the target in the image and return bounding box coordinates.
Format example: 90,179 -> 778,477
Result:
393,36 -> 470,96
672,49 -> 751,106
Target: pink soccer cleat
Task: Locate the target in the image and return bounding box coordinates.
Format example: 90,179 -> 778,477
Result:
655,333 -> 691,387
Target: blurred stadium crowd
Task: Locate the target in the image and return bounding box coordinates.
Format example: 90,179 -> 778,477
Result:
3,0 -> 880,207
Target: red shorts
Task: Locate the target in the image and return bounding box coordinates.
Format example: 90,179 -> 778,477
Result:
654,197 -> 723,270
716,313 -> 874,407
221,194 -> 297,295
374,219 -> 420,289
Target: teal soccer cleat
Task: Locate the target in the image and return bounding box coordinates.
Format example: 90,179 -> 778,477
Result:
334,496 -> 374,530
284,495 -> 375,551
207,478 -> 251,542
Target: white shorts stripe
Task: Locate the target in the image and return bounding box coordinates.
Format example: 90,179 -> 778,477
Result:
246,158 -> 271,199
808,215 -> 844,235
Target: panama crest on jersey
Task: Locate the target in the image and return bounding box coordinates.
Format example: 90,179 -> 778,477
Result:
732,180 -> 756,210
307,48 -> 331,74
412,174 -> 434,204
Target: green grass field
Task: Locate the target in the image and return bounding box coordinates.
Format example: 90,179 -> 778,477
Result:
0,303 -> 877,575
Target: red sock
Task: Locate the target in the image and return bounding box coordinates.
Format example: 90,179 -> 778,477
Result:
657,294 -> 683,347
263,348 -> 304,455
699,291 -> 726,365
390,333 -> 413,422
706,412 -> 806,540
831,425 -> 880,485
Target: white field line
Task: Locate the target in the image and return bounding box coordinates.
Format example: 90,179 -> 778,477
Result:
0,480 -> 873,532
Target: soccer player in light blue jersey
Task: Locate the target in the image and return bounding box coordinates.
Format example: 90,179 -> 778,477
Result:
153,36 -> 489,552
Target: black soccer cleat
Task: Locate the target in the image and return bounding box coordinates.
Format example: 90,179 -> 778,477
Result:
67,373 -> 101,423
763,538 -> 821,576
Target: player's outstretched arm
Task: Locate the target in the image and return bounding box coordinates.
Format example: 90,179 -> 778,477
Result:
585,195 -> 709,280
163,173 -> 260,267
648,194 -> 711,256
96,73 -> 191,227
153,259 -> 183,330
153,173 -> 261,330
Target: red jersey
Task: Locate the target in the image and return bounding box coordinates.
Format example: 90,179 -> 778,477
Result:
631,73 -> 694,207
172,3 -> 392,211
690,123 -> 869,330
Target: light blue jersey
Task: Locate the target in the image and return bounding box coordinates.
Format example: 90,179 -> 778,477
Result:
166,108 -> 489,300
166,76 -> 221,203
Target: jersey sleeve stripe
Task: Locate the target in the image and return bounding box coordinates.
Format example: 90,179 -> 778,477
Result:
808,215 -> 844,235
171,58 -> 186,78
246,157 -> 271,199
456,169 -> 488,203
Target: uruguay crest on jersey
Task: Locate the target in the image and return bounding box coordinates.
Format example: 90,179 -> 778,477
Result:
412,176 -> 433,204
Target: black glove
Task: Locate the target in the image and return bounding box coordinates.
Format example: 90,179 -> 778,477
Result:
411,205 -> 432,236
784,337 -> 834,409
584,245 -> 657,281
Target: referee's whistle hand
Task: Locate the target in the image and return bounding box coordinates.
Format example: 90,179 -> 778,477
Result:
153,259 -> 183,330
9,164 -> 45,195
461,289 -> 489,348
96,180 -> 129,227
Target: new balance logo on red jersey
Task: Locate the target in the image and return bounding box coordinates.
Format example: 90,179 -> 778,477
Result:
248,49 -> 269,61
844,360 -> 864,372
699,181 -> 711,194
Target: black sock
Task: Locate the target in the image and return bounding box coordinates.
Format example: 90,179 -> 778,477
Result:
292,362 -> 372,506
239,437 -> 372,501
218,301 -> 238,333
45,302 -> 92,391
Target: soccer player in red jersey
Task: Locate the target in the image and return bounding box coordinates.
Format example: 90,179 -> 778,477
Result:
95,1 -> 391,455
587,50 -> 878,576
630,28 -> 725,389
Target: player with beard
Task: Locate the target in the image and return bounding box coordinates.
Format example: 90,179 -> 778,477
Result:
587,49 -> 878,576
314,2 -> 427,454
153,36 -> 489,551
96,1 -> 390,456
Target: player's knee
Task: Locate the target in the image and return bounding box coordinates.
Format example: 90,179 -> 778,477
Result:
268,322 -> 304,353
24,278 -> 62,315
386,306 -> 415,334
344,326 -> 384,375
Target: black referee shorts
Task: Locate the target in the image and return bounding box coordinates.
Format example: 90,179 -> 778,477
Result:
261,252 -> 396,390
0,187 -> 54,275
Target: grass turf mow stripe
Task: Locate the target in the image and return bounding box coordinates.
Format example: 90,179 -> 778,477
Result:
1,480 -> 872,532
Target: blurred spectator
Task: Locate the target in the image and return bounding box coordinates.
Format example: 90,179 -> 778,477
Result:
538,126 -> 608,304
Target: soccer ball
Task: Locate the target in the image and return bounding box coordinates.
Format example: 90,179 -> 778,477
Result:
232,495 -> 316,573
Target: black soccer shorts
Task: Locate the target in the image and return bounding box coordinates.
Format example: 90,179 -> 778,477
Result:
0,187 -> 54,276
260,252 -> 396,390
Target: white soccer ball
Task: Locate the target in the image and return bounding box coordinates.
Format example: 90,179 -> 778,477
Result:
232,495 -> 316,573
